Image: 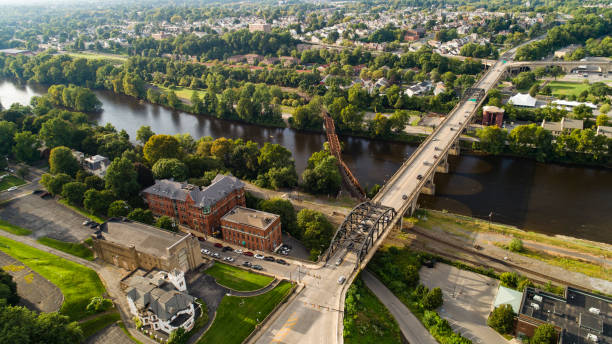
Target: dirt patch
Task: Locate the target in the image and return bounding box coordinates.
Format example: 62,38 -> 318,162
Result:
0,251 -> 63,313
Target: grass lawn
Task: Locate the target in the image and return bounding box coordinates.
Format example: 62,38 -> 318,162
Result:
547,81 -> 590,97
197,281 -> 293,344
205,262 -> 274,291
0,219 -> 32,236
66,52 -> 128,64
0,175 -> 26,191
36,237 -> 94,261
155,84 -> 207,101
59,199 -> 106,224
0,235 -> 106,320
344,277 -> 402,344
80,311 -> 121,338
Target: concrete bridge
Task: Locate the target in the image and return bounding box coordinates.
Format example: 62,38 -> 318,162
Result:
505,59 -> 612,75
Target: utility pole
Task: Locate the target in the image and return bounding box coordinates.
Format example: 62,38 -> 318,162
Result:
488,211 -> 493,230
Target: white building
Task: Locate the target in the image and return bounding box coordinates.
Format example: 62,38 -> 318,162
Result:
508,93 -> 537,108
125,269 -> 197,335
404,81 -> 433,97
550,100 -> 597,111
83,155 -> 111,178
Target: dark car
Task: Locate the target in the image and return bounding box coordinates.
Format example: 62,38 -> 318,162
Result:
39,191 -> 51,199
264,256 -> 275,262
197,236 -> 206,242
252,264 -> 263,271
276,259 -> 288,265
222,246 -> 233,252
242,261 -> 252,267
416,175 -> 423,180
402,194 -> 408,200
89,222 -> 99,229
422,258 -> 436,268
243,251 -> 254,257
32,189 -> 43,195
214,243 -> 223,248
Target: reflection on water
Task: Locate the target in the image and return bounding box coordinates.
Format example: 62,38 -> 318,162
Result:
1,80 -> 611,244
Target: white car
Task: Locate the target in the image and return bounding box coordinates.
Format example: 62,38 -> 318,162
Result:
254,254 -> 265,260
234,249 -> 243,254
6,186 -> 17,192
201,249 -> 210,255
213,252 -> 220,258
223,257 -> 235,262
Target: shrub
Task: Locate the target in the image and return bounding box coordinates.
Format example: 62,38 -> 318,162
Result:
531,324 -> 557,344
500,272 -> 520,289
488,304 -> 515,334
86,296 -> 113,314
508,238 -> 524,253
422,287 -> 443,310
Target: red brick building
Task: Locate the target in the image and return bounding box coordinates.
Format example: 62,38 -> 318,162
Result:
220,207 -> 282,252
142,175 -> 245,238
482,105 -> 505,127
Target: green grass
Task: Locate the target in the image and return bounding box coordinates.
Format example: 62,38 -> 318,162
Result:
155,84 -> 208,101
0,175 -> 26,191
0,235 -> 106,320
0,219 -> 32,236
344,277 -> 402,344
36,237 -> 94,261
197,281 -> 293,344
66,52 -> 128,64
58,199 -> 106,224
547,81 -> 590,97
205,262 -> 274,292
80,312 -> 121,338
117,322 -> 144,344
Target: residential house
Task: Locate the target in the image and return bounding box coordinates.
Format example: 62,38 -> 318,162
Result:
83,155 -> 110,178
404,81 -> 433,97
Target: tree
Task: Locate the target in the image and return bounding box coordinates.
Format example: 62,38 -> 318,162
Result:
107,200 -> 132,218
12,131 -> 40,163
500,272 -> 520,289
83,189 -> 115,215
302,150 -> 341,195
152,158 -> 188,181
258,198 -> 298,237
156,216 -> 176,232
422,287 -> 443,310
136,126 -> 155,145
488,304 -> 515,334
475,126 -> 507,155
127,208 -> 154,225
105,157 -> 140,200
0,305 -> 84,344
403,265 -> 419,288
0,121 -> 17,156
258,143 -> 294,172
508,238 -> 524,252
134,162 -> 155,188
531,324 -> 557,344
0,270 -> 19,306
297,209 -> 334,260
41,173 -> 72,196
143,134 -> 182,164
596,114 -> 609,127
39,117 -> 74,148
85,296 -> 113,314
49,146 -> 79,177
61,182 -> 87,206
84,175 -> 105,191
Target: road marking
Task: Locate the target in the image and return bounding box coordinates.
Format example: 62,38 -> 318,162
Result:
270,312 -> 298,343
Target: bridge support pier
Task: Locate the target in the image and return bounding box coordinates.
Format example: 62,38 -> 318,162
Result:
449,141 -> 460,156
421,174 -> 435,196
436,155 -> 449,173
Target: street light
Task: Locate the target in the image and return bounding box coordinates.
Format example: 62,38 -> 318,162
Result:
488,211 -> 493,230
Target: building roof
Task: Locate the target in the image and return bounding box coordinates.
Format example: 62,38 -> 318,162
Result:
508,93 -> 537,107
596,125 -> 612,138
519,287 -> 612,344
482,105 -> 505,114
541,117 -> 583,132
84,155 -> 109,164
221,206 -> 279,231
125,274 -> 194,322
142,174 -> 244,210
551,100 -> 597,109
97,219 -> 189,259
493,285 -> 523,314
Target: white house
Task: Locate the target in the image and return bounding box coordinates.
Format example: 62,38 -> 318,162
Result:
125,269 -> 197,335
83,155 -> 110,178
404,81 -> 433,97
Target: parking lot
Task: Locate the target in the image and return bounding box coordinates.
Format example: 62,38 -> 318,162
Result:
420,263 -> 508,344
0,193 -> 94,242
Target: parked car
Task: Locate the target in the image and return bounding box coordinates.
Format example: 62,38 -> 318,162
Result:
197,237 -> 206,242
82,220 -> 91,226
338,276 -> 346,284
32,189 -> 43,195
264,256 -> 275,262
254,254 -> 265,260
252,264 -> 263,271
335,258 -> 343,266
416,175 -> 423,180
243,251 -> 254,257
243,261 -> 252,267
222,246 -> 233,252
223,257 -> 235,262
6,186 -> 17,192
39,191 -> 51,199
214,243 -> 223,248
213,252 -> 220,258
276,259 -> 288,265
234,249 -> 243,254
402,194 -> 408,200
89,222 -> 99,229
201,249 -> 210,255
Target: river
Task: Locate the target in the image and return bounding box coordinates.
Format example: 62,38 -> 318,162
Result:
1,80 -> 610,244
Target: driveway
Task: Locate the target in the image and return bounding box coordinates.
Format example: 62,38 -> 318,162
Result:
419,263 -> 508,344
0,193 -> 93,242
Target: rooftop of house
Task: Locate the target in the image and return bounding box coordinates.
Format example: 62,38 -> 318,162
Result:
221,206 -> 279,231
95,218 -> 189,259
541,117 -> 584,132
84,155 -> 110,164
142,174 -> 244,209
519,287 -> 612,344
125,273 -> 195,322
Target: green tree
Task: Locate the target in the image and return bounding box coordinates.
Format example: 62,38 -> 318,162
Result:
61,182 -> 87,206
302,150 -> 341,195
531,324 -> 557,344
39,117 -> 74,148
41,173 -> 72,196
127,208 -> 154,225
487,304 -> 515,334
107,200 -> 132,218
156,216 -> 176,232
136,126 -> 155,145
475,126 -> 507,155
0,270 -> 19,306
422,287 -> 443,310
12,131 -> 40,163
258,198 -> 298,237
0,305 -> 84,344
49,146 -> 79,177
0,121 -> 17,156
105,157 -> 140,200
143,134 -> 182,164
84,175 -> 105,191
85,296 -> 113,314
152,158 -> 188,181
500,272 -> 520,289
83,189 -> 115,215
596,114 -> 609,127
297,209 -> 334,260
167,327 -> 188,344
508,238 -> 524,253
